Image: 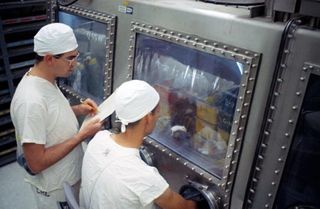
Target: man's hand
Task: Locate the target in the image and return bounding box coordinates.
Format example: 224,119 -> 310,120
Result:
78,117 -> 102,140
72,98 -> 99,116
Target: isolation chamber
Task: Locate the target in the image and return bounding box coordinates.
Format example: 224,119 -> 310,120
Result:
52,0 -> 320,208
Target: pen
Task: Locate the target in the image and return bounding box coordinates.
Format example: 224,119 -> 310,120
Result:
80,98 -> 99,113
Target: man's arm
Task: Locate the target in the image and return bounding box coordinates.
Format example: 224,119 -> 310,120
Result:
23,117 -> 102,173
154,188 -> 197,209
72,98 -> 98,116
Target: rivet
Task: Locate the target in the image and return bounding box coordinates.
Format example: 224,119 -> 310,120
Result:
302,66 -> 308,71
288,119 -> 294,124
271,181 -> 276,186
300,77 -> 305,81
292,106 -> 298,110
264,131 -> 270,135
296,92 -> 301,96
278,158 -> 283,162
253,178 -> 258,182
281,145 -> 286,150
285,133 -> 290,137
277,78 -> 283,82
261,143 -> 267,148
265,204 -> 269,208
274,170 -> 280,174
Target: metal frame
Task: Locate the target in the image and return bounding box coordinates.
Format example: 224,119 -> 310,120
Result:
245,17 -> 320,208
55,5 -> 116,101
127,21 -> 261,208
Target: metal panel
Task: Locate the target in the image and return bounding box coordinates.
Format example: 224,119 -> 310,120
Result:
273,0 -> 299,13
300,0 -> 320,18
245,24 -> 320,209
66,0 -> 285,208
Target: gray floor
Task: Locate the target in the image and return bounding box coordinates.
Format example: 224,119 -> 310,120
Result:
0,162 -> 37,209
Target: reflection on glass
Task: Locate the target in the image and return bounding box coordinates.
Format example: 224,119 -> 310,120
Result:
133,34 -> 243,178
274,75 -> 320,209
59,11 -> 107,101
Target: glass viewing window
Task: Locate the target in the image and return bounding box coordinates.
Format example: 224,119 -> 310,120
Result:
133,34 -> 244,178
59,11 -> 108,101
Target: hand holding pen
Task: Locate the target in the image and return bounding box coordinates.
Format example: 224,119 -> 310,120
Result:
79,98 -> 99,116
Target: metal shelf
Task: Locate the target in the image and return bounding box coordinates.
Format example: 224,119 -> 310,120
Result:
3,21 -> 47,34
7,45 -> 34,58
0,0 -> 50,166
0,0 -> 48,10
0,95 -> 11,105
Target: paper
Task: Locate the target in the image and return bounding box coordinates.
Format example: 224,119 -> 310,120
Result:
80,93 -> 116,130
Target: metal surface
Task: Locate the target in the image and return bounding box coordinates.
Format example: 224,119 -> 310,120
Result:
128,21 -> 260,207
199,0 -> 264,6
244,24 -> 320,209
273,0 -> 299,13
52,0 -> 320,208
300,0 -> 320,18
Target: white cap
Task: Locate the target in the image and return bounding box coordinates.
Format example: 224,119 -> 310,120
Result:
34,23 -> 78,56
115,80 -> 160,132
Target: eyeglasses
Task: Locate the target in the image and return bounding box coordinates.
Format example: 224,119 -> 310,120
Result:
53,52 -> 80,66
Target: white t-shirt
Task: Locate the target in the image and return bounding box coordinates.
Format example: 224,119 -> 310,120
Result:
81,130 -> 169,209
10,73 -> 83,192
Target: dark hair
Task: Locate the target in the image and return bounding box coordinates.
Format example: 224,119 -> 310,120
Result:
34,53 -> 44,64
34,53 -> 63,64
123,103 -> 160,129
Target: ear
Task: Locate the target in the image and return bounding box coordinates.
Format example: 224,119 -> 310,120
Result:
43,54 -> 54,65
142,113 -> 153,130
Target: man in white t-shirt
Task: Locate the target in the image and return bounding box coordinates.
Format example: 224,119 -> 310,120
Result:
81,80 -> 197,209
10,23 -> 103,209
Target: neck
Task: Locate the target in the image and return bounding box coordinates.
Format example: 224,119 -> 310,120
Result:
29,64 -> 56,84
112,127 -> 145,149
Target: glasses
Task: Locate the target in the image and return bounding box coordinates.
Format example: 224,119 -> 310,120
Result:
53,52 -> 80,66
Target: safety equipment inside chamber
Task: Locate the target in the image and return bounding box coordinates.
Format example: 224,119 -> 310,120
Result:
133,34 -> 244,178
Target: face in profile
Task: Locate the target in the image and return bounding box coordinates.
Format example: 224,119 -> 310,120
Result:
145,104 -> 160,136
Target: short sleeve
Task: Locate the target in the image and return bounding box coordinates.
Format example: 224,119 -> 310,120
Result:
14,102 -> 47,145
137,166 -> 169,207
